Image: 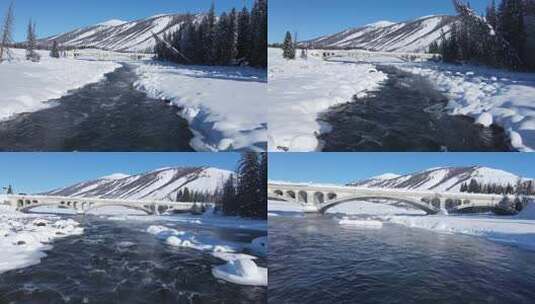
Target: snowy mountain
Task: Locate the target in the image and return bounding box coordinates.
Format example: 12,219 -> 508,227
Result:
42,166 -> 232,201
349,166 -> 531,192
302,15 -> 457,53
37,14 -> 203,53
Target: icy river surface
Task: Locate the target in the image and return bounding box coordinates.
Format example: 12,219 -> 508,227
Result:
0,64 -> 194,152
0,216 -> 266,304
319,64 -> 512,152
268,215 -> 535,304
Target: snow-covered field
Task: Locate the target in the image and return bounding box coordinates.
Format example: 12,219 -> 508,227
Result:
268,47 -> 388,151
400,63 -> 535,151
0,204 -> 83,273
134,61 -> 267,151
0,48 -> 120,120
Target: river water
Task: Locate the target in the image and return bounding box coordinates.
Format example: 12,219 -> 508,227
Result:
0,64 -> 194,151
0,216 -> 266,304
269,215 -> 535,304
319,64 -> 512,152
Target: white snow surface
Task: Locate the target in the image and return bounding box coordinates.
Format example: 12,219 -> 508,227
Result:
384,212 -> 535,251
0,49 -> 120,120
399,63 -> 535,151
0,204 -> 83,273
268,48 -> 388,151
98,19 -> 127,27
133,61 -> 267,151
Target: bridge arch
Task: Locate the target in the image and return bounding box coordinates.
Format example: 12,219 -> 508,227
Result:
318,195 -> 438,214
298,191 -> 308,204
313,192 -> 325,204
19,203 -> 76,213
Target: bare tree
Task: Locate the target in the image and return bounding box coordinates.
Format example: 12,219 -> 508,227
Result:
0,1 -> 15,62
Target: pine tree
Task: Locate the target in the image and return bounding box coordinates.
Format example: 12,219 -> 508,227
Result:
282,31 -> 296,59
237,152 -> 260,217
202,1 -> 217,64
428,40 -> 440,54
221,174 -> 238,215
237,6 -> 251,62
50,40 -> 60,58
487,0 -> 498,29
176,190 -> 183,201
498,0 -> 526,64
26,20 -> 39,62
183,187 -> 190,201
0,1 -> 15,62
257,152 -> 268,219
249,0 -> 267,67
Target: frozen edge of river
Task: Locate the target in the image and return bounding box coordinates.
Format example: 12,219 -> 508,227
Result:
0,205 -> 84,274
133,61 -> 267,152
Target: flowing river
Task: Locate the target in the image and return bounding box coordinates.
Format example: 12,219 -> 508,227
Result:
0,64 -> 194,152
0,216 -> 266,304
269,215 -> 535,304
318,64 -> 512,152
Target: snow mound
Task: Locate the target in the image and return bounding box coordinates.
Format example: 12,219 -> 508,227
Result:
339,218 -> 383,229
212,257 -> 267,286
146,225 -> 237,252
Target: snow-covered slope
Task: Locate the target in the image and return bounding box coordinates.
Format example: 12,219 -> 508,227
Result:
303,15 -> 457,53
43,167 -> 232,201
38,14 -> 203,53
349,166 -> 530,192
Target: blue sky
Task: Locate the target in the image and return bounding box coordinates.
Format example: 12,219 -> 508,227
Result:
0,0 -> 253,42
269,153 -> 535,184
269,0 -> 491,43
0,153 -> 240,194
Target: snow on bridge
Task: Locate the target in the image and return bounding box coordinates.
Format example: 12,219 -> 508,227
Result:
2,194 -> 214,215
268,182 -> 517,214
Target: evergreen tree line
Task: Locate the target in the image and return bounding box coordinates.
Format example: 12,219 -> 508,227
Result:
218,152 -> 267,219
431,0 -> 533,70
175,187 -> 217,202
154,1 -> 267,68
460,178 -> 535,195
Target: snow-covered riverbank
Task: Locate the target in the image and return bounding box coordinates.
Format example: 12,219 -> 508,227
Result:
270,199 -> 535,251
0,49 -> 120,120
399,63 -> 535,151
384,213 -> 535,251
134,61 -> 267,152
268,48 -> 388,151
0,204 -> 83,273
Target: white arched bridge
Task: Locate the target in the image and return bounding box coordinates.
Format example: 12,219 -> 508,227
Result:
268,182 -> 516,214
2,194 -> 214,215
310,49 -> 440,63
